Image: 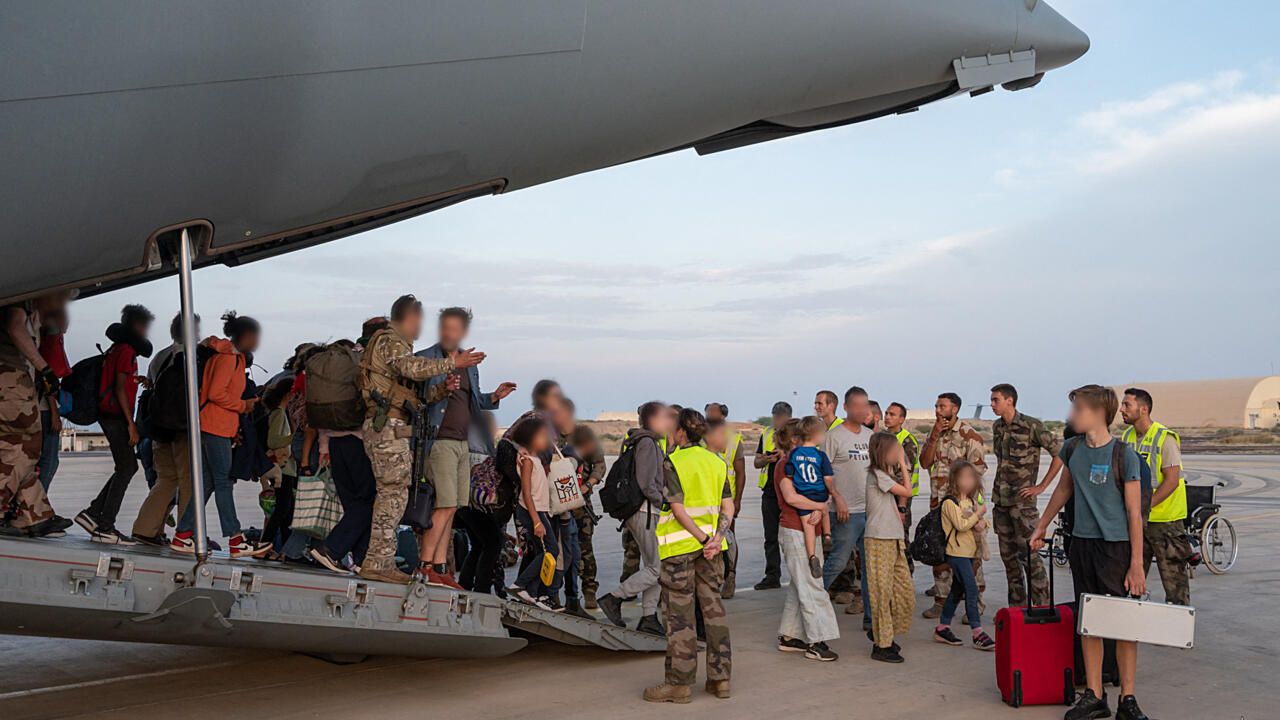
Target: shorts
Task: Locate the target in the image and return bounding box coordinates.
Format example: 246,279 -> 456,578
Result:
1068,537 -> 1131,599
794,487 -> 829,518
427,438 -> 471,509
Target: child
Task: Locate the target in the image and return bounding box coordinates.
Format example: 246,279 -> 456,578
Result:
934,460 -> 996,651
784,416 -> 835,578
864,431 -> 916,662
505,418 -> 561,610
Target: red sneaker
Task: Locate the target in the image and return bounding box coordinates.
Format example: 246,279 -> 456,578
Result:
422,567 -> 463,590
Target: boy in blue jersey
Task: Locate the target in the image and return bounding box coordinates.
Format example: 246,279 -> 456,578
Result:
785,416 -> 836,578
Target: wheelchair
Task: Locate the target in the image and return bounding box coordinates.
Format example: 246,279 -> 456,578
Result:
1185,482 -> 1238,575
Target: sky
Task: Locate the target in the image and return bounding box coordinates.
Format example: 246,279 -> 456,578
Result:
66,1 -> 1280,425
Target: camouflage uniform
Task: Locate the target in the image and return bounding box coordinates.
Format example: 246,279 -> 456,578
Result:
992,412 -> 1061,606
660,551 -> 731,686
1143,520 -> 1191,605
924,420 -> 987,605
573,433 -> 605,600
358,327 -> 453,573
0,303 -> 54,530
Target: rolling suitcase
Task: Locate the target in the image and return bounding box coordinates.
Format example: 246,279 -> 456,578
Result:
1078,593 -> 1196,649
995,544 -> 1075,708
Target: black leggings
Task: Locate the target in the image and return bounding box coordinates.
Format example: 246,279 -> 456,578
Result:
457,507 -> 505,594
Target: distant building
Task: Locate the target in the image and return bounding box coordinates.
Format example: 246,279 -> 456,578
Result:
59,429 -> 110,452
1113,377 -> 1280,429
595,410 -> 638,423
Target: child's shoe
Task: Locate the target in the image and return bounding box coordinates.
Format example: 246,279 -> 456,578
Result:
808,554 -> 822,578
933,626 -> 963,646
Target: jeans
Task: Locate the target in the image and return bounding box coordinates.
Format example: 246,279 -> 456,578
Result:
177,433 -> 240,537
550,515 -> 581,601
37,411 -> 60,490
322,434 -> 376,565
138,437 -> 157,489
760,485 -> 782,581
87,413 -> 140,529
513,505 -> 559,597
941,555 -> 982,628
778,527 -> 840,643
823,511 -> 870,625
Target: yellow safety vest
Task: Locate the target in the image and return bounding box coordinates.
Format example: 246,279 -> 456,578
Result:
828,417 -> 844,430
758,427 -> 776,489
1122,421 -> 1187,522
895,428 -> 921,496
719,431 -> 743,498
657,446 -> 730,560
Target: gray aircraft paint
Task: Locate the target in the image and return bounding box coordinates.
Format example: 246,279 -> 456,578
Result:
0,0 -> 1087,303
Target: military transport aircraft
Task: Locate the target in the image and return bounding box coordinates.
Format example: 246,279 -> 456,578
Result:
0,1 -> 1087,659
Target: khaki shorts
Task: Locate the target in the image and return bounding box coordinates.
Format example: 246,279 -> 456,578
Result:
427,439 -> 471,509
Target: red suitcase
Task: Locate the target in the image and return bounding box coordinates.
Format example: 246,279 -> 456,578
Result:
994,544 -> 1075,708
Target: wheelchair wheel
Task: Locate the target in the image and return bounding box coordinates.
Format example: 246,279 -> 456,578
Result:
1200,514 -> 1238,575
1049,531 -> 1069,568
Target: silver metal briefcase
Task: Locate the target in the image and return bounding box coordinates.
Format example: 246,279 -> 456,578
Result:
1077,594 -> 1195,649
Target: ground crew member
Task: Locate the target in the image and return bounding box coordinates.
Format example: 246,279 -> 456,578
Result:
357,295 -> 481,584
752,401 -> 792,590
704,402 -> 742,598
989,384 -> 1060,607
884,402 -> 919,562
920,392 -> 987,619
644,408 -> 733,704
1121,387 -> 1191,605
0,294 -> 70,538
814,390 -> 843,430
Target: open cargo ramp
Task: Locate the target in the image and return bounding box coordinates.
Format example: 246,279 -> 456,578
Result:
501,601 -> 667,651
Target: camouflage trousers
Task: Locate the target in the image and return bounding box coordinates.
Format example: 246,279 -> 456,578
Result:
660,551 -> 731,686
361,419 -> 412,571
994,503 -> 1049,606
571,505 -> 597,597
0,367 -> 53,529
1143,520 -> 1191,606
929,497 -> 985,604
621,526 -> 641,582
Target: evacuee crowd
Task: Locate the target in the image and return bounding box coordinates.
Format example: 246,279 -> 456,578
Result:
1,292 -> 1190,719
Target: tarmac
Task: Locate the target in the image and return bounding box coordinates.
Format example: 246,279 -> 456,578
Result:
1,453 -> 1276,719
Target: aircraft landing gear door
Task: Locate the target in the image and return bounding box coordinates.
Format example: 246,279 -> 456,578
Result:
176,228 -> 210,561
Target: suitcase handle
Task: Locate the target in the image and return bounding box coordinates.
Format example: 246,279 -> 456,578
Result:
1024,541 -> 1059,621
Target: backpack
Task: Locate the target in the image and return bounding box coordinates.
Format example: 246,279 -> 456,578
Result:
909,495 -> 959,567
599,435 -> 648,521
470,450 -> 504,510
1061,436 -> 1153,521
304,344 -> 365,431
62,347 -> 109,426
147,345 -> 215,442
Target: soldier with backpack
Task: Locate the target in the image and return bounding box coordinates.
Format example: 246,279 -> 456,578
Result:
597,401 -> 672,636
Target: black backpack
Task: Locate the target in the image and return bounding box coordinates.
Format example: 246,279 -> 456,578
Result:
147,346 -> 215,442
909,495 -> 959,567
599,436 -> 648,521
62,347 -> 109,426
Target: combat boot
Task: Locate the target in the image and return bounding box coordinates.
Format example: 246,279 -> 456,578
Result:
643,683 -> 691,704
597,593 -> 626,627
635,614 -> 665,636
583,589 -> 598,610
565,598 -> 593,620
360,565 -> 412,585
705,679 -> 731,699
720,572 -> 736,599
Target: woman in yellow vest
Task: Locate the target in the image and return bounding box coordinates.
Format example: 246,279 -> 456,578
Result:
644,408 -> 735,704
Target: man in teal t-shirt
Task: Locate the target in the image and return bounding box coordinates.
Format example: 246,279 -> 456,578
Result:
1060,438 -> 1141,541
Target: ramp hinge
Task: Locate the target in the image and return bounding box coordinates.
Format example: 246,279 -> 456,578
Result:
228,568 -> 262,594
97,553 -> 135,582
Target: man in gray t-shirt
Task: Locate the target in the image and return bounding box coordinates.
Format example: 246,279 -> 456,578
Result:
820,387 -> 874,629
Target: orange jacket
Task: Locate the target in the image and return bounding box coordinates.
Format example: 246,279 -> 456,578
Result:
198,337 -> 248,438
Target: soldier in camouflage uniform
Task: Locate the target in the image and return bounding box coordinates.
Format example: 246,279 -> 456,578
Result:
0,297 -> 68,537
357,295 -> 479,585
919,392 -> 987,619
990,384 -> 1060,607
569,423 -> 605,607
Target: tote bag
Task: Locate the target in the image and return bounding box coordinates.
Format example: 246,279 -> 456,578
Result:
547,447 -> 586,514
291,468 -> 343,539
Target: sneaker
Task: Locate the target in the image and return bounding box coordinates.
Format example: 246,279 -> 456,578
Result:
1065,689 -> 1111,720
540,596 -> 565,612
808,554 -> 822,579
597,593 -> 626,627
870,645 -> 905,663
754,577 -> 782,591
28,515 -> 73,538
805,642 -> 838,662
91,528 -> 137,545
73,511 -> 99,534
511,589 -> 554,611
131,532 -> 168,547
308,547 -> 348,574
934,627 -> 963,646
972,630 -> 995,651
777,635 -> 809,653
921,603 -> 943,619
169,533 -> 196,554
1115,695 -> 1149,720
228,535 -> 271,559
635,614 -> 665,636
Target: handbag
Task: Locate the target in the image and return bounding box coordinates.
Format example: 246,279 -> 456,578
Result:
539,551 -> 557,586
290,468 -> 343,539
402,476 -> 436,531
547,447 -> 586,514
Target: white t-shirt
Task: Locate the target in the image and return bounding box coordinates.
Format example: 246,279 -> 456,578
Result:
824,422 -> 871,513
